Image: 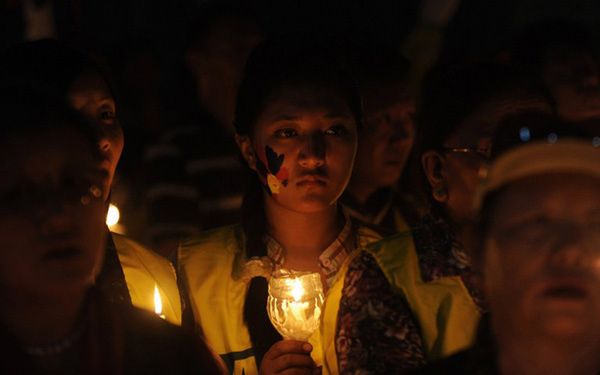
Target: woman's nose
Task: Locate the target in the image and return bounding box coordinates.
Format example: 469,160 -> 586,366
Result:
98,137 -> 111,152
299,133 -> 325,168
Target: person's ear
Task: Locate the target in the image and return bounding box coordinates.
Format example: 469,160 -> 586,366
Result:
421,150 -> 448,203
235,134 -> 258,172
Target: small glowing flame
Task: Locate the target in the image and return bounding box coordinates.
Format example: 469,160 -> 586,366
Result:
268,271 -> 324,341
106,204 -> 120,227
291,278 -> 304,302
153,284 -> 165,319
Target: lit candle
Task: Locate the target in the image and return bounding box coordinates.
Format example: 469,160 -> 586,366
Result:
267,270 -> 324,341
106,203 -> 126,234
153,284 -> 166,319
106,203 -> 120,227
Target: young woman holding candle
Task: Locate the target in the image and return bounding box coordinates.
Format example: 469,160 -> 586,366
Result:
178,37 -> 382,375
1,39 -> 182,324
0,88 -> 222,373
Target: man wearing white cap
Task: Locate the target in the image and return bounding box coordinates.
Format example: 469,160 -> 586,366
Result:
418,114 -> 600,374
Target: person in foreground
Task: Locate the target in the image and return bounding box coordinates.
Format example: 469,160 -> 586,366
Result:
0,89 -> 224,374
419,115 -> 600,374
1,39 -> 182,324
178,37 -> 384,375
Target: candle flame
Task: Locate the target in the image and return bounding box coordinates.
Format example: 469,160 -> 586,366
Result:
268,271 -> 324,341
291,278 -> 304,302
153,284 -> 163,317
106,204 -> 120,227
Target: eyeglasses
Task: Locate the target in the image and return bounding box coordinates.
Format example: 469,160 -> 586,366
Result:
0,178 -> 104,218
442,147 -> 492,160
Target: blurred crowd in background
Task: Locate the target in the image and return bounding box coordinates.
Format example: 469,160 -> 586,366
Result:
3,0 -> 600,253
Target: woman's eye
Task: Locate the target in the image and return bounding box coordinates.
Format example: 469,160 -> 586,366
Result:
325,124 -> 348,136
274,128 -> 298,138
99,110 -> 116,122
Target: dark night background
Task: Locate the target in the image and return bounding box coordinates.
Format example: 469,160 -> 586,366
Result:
2,0 -> 600,240
4,0 -> 600,164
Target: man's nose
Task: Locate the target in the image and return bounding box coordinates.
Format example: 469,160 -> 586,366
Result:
36,200 -> 77,237
548,227 -> 592,269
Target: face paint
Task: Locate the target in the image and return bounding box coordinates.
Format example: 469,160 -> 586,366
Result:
255,145 -> 289,195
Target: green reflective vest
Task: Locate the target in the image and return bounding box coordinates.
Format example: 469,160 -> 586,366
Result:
322,231 -> 481,373
112,233 -> 182,325
179,224 -> 479,374
178,224 -> 382,374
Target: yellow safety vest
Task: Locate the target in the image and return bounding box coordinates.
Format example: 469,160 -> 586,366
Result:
112,233 -> 182,325
321,231 -> 481,374
178,224 -> 382,375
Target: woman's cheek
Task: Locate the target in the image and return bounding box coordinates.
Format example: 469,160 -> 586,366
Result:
254,144 -> 290,195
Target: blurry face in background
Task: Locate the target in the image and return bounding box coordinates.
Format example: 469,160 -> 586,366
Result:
69,69 -> 124,200
0,129 -> 107,301
430,96 -> 552,224
189,15 -> 263,129
543,47 -> 600,122
239,85 -> 358,214
482,173 -> 600,340
351,86 -> 415,191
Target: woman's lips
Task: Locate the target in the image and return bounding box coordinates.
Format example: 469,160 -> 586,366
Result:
296,175 -> 327,187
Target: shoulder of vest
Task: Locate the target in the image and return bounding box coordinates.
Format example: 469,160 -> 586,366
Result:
353,221 -> 385,246
365,231 -> 414,254
179,224 -> 243,256
361,231 -> 422,287
111,232 -> 174,274
178,224 -> 245,274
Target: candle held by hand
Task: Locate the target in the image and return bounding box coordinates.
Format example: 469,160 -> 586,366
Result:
267,270 -> 324,341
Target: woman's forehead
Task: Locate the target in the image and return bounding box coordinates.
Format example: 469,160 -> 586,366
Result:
260,86 -> 354,122
68,70 -> 113,103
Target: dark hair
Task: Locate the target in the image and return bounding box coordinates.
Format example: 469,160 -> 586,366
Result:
490,112 -> 589,158
340,41 -> 410,99
186,2 -> 259,50
511,19 -> 596,73
417,62 -> 555,154
411,62 -> 555,220
235,36 -> 363,136
0,85 -> 100,156
235,36 -> 362,367
0,39 -> 116,108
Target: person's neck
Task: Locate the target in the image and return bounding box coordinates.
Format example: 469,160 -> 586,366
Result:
495,323 -> 600,375
346,178 -> 379,206
264,198 -> 343,265
446,215 -> 478,258
0,289 -> 86,347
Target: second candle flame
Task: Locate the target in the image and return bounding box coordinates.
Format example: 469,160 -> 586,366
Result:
153,284 -> 166,319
